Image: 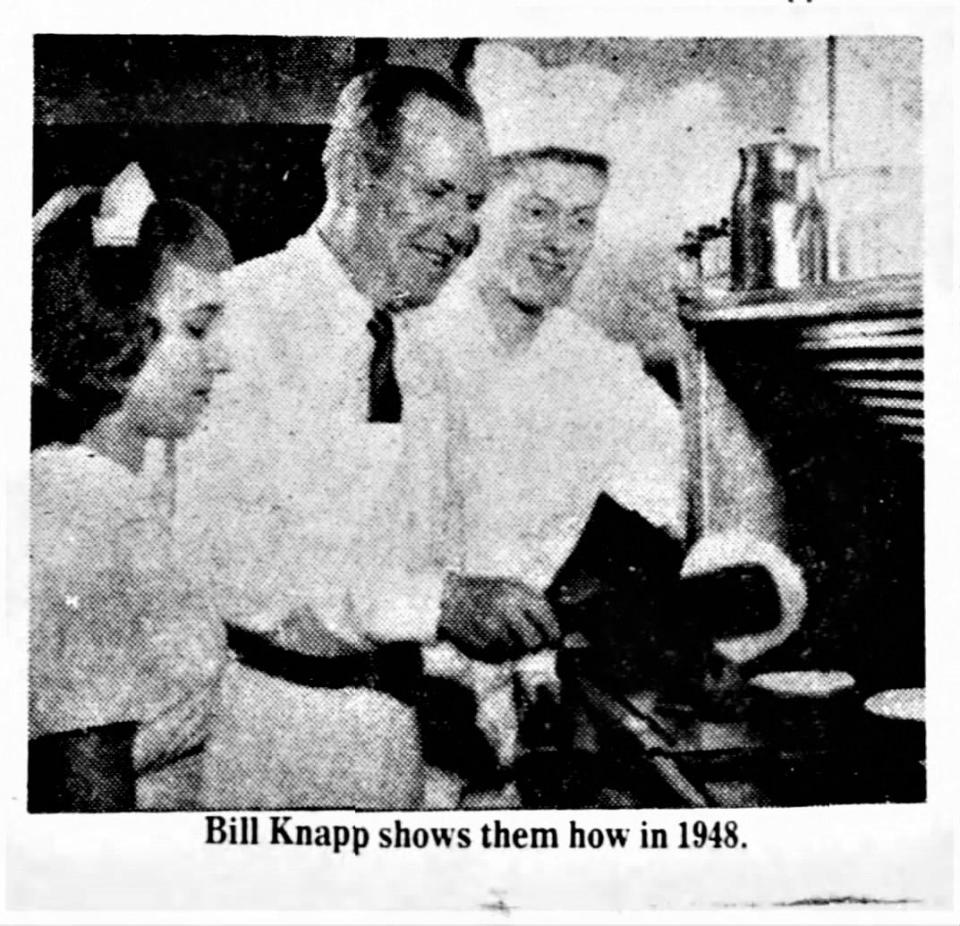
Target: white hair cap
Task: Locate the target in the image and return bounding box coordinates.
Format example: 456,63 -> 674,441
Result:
468,42 -> 624,162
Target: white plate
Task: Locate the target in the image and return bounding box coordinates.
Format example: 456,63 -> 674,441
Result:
864,688 -> 925,722
748,670 -> 856,698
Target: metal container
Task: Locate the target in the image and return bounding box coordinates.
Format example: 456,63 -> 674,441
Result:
731,136 -> 829,291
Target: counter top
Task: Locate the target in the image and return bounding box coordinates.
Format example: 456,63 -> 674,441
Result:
557,648 -> 925,809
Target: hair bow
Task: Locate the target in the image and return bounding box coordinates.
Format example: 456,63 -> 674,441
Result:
32,185 -> 98,243
91,162 -> 157,248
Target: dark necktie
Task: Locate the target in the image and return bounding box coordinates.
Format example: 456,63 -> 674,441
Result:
366,307 -> 403,423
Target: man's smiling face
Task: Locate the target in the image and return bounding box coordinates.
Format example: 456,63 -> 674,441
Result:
356,94 -> 490,308
488,155 -> 608,313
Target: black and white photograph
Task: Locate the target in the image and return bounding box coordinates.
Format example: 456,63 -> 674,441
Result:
5,0 -> 958,918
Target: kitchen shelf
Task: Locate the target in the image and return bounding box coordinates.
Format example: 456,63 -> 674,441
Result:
677,274 -> 923,450
677,274 -> 922,325
674,272 -> 925,690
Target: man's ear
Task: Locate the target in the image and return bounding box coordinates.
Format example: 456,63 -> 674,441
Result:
334,148 -> 369,207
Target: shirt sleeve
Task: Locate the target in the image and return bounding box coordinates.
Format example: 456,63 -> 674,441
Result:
30,459 -> 140,734
30,451 -> 223,736
351,569 -> 447,643
603,346 -> 687,538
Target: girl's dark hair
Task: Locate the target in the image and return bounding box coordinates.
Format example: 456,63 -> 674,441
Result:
32,190 -> 233,449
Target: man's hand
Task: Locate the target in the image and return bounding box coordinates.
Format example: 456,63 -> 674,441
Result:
437,574 -> 561,663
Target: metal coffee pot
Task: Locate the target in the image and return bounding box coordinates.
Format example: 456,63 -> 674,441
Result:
730,132 -> 829,291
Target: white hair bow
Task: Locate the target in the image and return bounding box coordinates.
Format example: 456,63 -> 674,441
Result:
32,185 -> 97,243
91,162 -> 156,247
468,42 -> 625,161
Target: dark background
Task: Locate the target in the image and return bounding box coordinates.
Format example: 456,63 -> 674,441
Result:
699,324 -> 925,690
34,123 -> 330,262
34,36 -> 477,261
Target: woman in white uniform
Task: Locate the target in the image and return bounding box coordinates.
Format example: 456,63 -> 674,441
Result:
30,165 -> 232,810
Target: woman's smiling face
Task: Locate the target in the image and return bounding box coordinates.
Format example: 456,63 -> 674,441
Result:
123,260 -> 230,440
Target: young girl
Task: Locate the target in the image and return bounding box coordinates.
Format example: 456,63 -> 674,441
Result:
30,163 -> 234,811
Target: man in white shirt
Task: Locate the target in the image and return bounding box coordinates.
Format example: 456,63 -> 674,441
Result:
410,148 -> 689,793
407,45 -> 807,802
176,66 -> 560,809
416,147 -> 687,585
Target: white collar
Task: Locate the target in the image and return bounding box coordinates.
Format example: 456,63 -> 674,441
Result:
289,222 -> 375,328
478,293 -> 579,360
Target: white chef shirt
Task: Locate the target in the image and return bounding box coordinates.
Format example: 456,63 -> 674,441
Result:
402,273 -> 686,774
174,225 -> 446,641
409,273 -> 687,592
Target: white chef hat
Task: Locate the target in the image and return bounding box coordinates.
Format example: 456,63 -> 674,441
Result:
468,42 -> 625,163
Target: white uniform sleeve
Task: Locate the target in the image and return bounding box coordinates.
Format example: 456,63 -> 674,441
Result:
603,346 -> 687,538
682,530 -> 807,663
351,569 -> 447,643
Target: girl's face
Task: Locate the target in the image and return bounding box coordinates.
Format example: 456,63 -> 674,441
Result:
123,261 -> 229,440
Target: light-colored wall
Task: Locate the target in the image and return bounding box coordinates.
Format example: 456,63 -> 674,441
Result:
534,37 -> 922,548
567,36 -> 921,353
